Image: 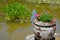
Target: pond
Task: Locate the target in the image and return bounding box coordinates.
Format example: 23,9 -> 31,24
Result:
0,0 -> 60,40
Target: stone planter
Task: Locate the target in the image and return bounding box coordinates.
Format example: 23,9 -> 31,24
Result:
33,19 -> 56,40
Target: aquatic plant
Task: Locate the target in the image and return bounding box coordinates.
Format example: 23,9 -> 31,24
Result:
37,12 -> 53,22
2,2 -> 31,22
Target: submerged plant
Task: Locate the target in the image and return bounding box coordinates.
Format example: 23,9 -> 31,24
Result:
2,2 -> 31,22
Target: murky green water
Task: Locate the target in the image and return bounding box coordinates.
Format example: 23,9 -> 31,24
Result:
0,0 -> 60,40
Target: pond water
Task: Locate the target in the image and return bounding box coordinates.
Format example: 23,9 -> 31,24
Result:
0,0 -> 60,40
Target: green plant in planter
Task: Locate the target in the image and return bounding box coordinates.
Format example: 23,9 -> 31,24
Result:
2,2 -> 31,21
37,12 -> 53,22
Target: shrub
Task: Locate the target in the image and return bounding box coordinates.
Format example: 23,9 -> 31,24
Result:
2,2 -> 31,21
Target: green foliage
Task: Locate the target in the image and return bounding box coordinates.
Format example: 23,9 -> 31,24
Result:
2,2 -> 31,21
37,13 -> 53,22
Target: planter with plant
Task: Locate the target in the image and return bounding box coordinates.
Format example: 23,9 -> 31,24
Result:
33,11 -> 56,40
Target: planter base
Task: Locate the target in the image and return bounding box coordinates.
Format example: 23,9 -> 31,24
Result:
25,34 -> 56,40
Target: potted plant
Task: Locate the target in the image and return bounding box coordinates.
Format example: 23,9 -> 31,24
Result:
33,11 -> 56,40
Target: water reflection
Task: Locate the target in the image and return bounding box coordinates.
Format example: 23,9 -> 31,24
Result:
1,22 -> 8,30
0,23 -> 2,29
0,21 -> 33,40
0,29 -> 10,40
